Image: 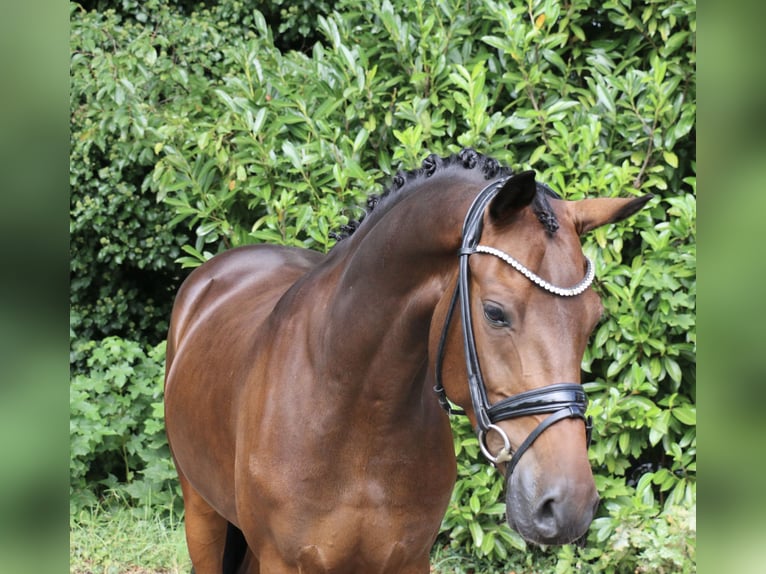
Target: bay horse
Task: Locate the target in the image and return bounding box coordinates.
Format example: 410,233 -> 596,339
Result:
164,149 -> 651,573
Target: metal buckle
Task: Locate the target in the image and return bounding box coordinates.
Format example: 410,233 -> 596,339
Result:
478,424 -> 513,465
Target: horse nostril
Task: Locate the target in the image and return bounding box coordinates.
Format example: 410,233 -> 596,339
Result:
530,489 -> 599,544
538,497 -> 555,520
534,495 -> 559,535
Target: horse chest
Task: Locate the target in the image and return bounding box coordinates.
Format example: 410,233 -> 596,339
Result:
236,443 -> 453,572
257,483 -> 442,573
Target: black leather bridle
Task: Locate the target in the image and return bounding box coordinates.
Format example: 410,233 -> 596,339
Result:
433,176 -> 592,474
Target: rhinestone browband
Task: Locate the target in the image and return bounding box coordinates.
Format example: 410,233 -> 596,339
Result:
473,245 -> 594,297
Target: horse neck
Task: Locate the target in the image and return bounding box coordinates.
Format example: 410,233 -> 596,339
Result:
311,173 -> 480,410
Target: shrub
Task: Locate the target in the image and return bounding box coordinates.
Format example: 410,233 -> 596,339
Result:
439,416 -> 527,562
558,502 -> 696,573
70,0 -> 254,348
70,337 -> 180,515
70,0 -> 337,348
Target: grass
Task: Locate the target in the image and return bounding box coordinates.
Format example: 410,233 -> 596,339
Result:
70,498 -> 695,573
69,500 -> 525,574
70,498 -> 190,574
69,496 -> 543,574
68,500 -> 497,574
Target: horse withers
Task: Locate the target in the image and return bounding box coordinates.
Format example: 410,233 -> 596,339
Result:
164,149 -> 652,573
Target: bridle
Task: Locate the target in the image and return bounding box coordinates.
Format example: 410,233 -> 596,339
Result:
433,176 -> 593,474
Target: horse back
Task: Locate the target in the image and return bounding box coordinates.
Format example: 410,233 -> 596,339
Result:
167,244 -> 323,364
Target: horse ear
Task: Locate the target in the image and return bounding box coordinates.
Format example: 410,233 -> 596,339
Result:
571,195 -> 654,235
488,170 -> 537,223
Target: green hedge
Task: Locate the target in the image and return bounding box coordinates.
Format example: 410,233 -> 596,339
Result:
70,337 -> 180,515
70,0 -> 695,570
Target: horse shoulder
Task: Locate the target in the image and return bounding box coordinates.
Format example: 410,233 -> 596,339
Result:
164,244 -> 323,520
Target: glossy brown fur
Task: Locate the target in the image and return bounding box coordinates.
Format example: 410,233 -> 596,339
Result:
165,153 -> 651,573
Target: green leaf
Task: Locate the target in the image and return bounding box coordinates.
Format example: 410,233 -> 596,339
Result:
664,357 -> 683,384
282,141 -> 302,169
528,144 -> 546,165
468,520 -> 484,549
594,81 -> 615,115
674,106 -> 696,140
542,48 -> 567,74
661,31 -> 690,57
481,35 -> 510,52
353,128 -> 369,153
663,150 -> 679,168
672,403 -> 696,426
480,530 -> 496,555
251,108 -> 268,134
469,493 -> 481,513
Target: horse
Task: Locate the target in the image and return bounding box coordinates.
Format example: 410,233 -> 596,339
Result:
164,148 -> 652,573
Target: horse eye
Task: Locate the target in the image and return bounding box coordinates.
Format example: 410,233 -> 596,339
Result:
483,303 -> 509,327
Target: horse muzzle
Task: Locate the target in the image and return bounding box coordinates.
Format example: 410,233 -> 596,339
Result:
505,465 -> 600,545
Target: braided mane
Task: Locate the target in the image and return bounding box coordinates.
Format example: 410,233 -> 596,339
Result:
331,148 -> 560,241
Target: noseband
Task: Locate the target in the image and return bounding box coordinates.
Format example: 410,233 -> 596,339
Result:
434,177 -> 593,473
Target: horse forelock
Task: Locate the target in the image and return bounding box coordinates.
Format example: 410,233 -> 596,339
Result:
533,185 -> 561,234
330,148 -> 560,243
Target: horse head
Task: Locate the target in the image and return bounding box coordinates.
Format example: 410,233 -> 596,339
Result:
431,171 -> 651,545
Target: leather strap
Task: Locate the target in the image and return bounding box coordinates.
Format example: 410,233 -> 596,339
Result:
433,176 -> 592,470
